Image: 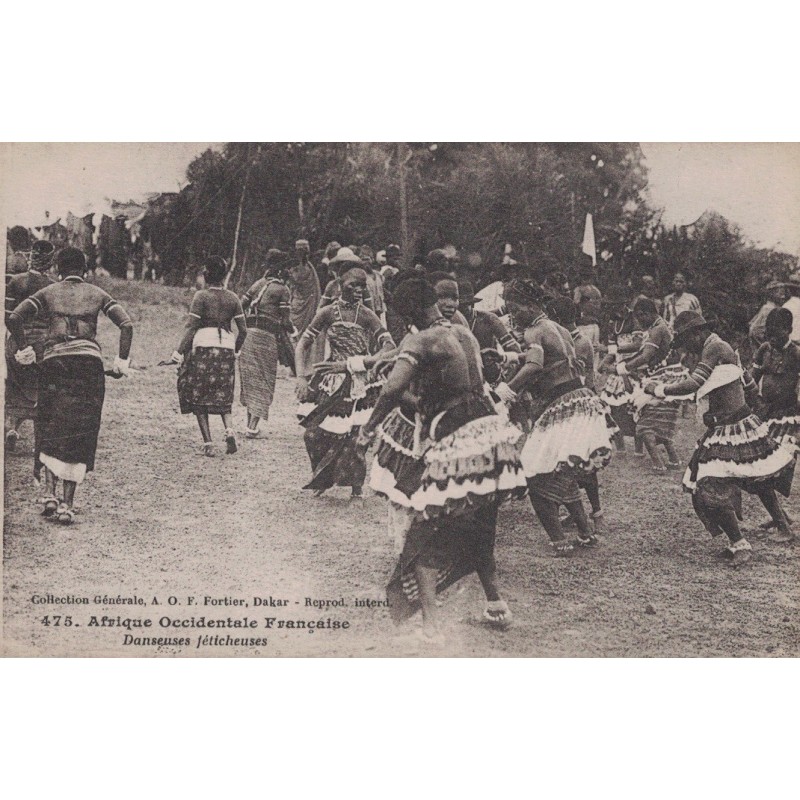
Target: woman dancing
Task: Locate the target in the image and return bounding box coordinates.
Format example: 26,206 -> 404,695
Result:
170,256 -> 247,457
295,266 -> 394,498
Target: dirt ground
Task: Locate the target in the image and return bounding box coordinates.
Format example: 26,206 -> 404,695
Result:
3,278 -> 798,657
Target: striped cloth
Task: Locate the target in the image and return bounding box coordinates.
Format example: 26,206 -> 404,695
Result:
239,328 -> 278,420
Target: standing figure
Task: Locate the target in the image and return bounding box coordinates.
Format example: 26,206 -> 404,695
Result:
295,267 -> 394,498
573,261 -> 603,368
170,256 -> 247,457
748,280 -> 786,348
496,280 -> 613,555
644,311 -> 795,561
288,239 -> 321,338
238,251 -> 293,438
5,240 -> 55,467
663,271 -> 701,331
358,278 -> 526,637
6,247 -> 133,523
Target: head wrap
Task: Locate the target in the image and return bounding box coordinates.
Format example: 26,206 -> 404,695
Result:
30,240 -> 55,270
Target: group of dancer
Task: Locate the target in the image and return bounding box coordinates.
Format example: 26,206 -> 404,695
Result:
5,239 -> 800,642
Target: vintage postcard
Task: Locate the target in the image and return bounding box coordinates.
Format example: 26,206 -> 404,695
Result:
2,142 -> 798,657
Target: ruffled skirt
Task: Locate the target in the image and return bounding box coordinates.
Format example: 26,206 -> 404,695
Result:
683,410 -> 794,496
521,386 -> 613,479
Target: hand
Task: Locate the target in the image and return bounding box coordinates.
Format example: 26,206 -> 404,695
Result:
495,382 -> 518,404
295,377 -> 311,402
14,346 -> 35,365
111,356 -> 130,377
503,351 -> 521,365
312,361 -> 346,376
643,380 -> 658,396
615,362 -> 629,376
170,350 -> 184,365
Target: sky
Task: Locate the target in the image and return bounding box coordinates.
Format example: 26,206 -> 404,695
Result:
2,142 -> 799,254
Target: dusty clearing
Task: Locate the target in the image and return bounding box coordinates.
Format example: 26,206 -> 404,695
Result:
3,279 -> 798,657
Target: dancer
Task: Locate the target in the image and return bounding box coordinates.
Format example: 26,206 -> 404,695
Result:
608,298 -> 690,473
599,288 -> 643,456
359,278 -> 526,637
5,240 -> 55,469
170,256 -> 247,457
6,247 -> 133,523
750,308 -> 800,456
295,266 -> 394,498
497,280 -> 613,555
547,295 -> 615,536
644,311 -> 795,560
238,251 -> 293,438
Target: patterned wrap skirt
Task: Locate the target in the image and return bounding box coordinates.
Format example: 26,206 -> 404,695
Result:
632,362 -> 692,444
37,355 -> 105,483
178,347 -> 236,415
683,406 -> 795,530
238,328 -> 278,420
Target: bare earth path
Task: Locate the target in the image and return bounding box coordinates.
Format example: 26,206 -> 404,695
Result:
3,280 -> 798,657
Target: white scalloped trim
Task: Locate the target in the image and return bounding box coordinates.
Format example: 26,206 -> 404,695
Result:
408,464 -> 527,513
682,446 -> 794,490
424,415 -> 523,463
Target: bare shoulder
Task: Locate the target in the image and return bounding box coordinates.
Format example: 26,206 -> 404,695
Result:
703,335 -> 735,365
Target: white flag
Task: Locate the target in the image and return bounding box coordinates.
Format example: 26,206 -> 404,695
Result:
582,213 -> 596,266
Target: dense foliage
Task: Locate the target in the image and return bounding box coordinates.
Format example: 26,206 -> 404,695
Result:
115,143 -> 800,337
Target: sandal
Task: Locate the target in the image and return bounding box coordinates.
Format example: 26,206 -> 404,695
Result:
199,442 -> 215,458
576,531 -> 599,548
225,428 -> 238,454
41,496 -> 59,517
483,600 -> 513,629
244,428 -> 263,439
551,539 -> 574,557
591,510 -> 605,536
55,503 -> 75,525
666,461 -> 682,471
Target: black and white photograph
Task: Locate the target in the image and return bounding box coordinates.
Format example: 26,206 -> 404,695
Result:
2,141 -> 799,657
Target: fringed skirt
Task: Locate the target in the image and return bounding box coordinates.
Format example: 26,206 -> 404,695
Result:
761,407 -> 800,457
37,355 -> 105,484
299,370 -> 384,491
521,383 -> 614,481
386,501 -> 499,623
369,407 -> 426,507
407,394 -> 527,521
600,373 -> 638,437
238,329 -> 278,420
178,347 -> 235,415
683,408 -> 795,524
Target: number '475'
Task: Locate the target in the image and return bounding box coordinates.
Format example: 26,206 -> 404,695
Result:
40,616 -> 73,627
